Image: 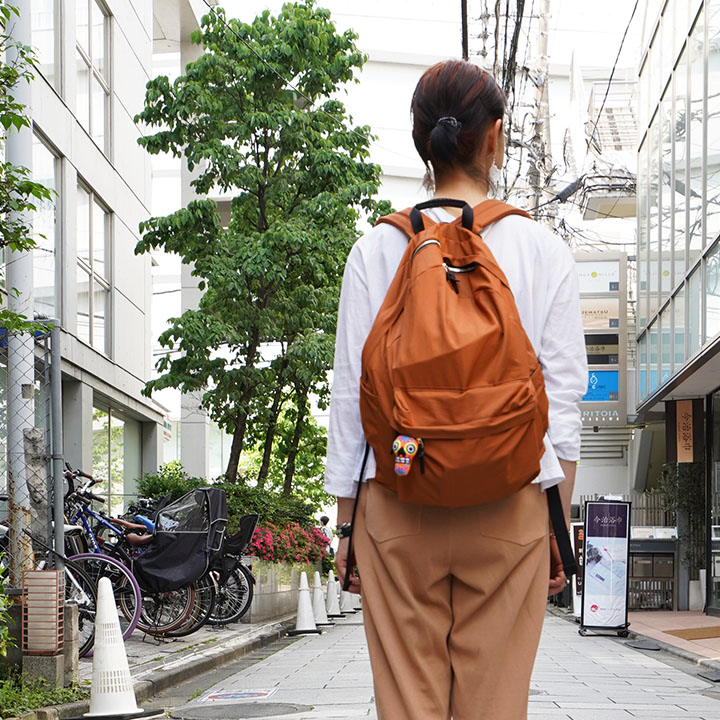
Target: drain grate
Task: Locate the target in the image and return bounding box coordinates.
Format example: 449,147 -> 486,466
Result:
172,703 -> 311,719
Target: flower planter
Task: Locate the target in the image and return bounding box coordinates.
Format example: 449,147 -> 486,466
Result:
242,558 -> 322,623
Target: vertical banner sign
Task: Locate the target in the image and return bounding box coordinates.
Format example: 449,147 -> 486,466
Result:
571,522 -> 584,618
581,501 -> 631,630
676,399 -> 694,463
665,398 -> 705,463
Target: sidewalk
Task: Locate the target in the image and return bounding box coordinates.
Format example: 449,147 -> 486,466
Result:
154,611 -> 720,720
33,607 -> 720,720
628,609 -> 720,664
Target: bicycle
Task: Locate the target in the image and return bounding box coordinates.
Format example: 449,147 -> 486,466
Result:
0,495 -> 98,658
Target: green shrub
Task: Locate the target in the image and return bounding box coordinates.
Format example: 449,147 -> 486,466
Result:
0,669 -> 89,717
219,481 -> 317,533
1,553 -> 13,659
136,460 -> 207,502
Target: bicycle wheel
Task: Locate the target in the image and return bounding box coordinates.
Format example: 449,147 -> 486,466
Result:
165,574 -> 217,638
67,553 -> 142,640
64,560 -> 97,658
207,564 -> 254,625
137,585 -> 195,636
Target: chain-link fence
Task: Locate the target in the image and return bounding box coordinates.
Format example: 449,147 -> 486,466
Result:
0,325 -> 56,588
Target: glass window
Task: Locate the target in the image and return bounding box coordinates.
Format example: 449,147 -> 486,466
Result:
649,322 -> 659,392
76,0 -> 110,151
707,2 -> 720,245
707,240 -> 720,340
32,0 -> 57,89
650,31 -> 660,111
638,138 -> 649,328
92,408 -> 124,516
77,183 -> 111,353
674,286 -> 686,368
710,391 -> 720,612
32,135 -> 58,319
674,0 -> 688,60
660,305 -> 672,385
638,333 -> 648,401
659,15 -> 671,99
689,8 -> 705,261
639,57 -> 649,133
649,113 -> 660,318
689,265 -> 703,354
674,48 -> 688,278
661,93 -> 673,299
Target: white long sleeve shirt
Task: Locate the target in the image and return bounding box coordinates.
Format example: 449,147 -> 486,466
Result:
324,206 -> 588,499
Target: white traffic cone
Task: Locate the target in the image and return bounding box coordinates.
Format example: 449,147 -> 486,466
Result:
326,570 -> 343,618
287,571 -> 321,636
340,589 -> 356,614
85,577 -> 140,717
312,571 -> 333,627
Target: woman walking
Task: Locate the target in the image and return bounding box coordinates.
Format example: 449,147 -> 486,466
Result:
325,60 -> 587,720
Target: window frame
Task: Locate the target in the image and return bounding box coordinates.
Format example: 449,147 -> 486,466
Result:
76,181 -> 111,355
75,0 -> 111,152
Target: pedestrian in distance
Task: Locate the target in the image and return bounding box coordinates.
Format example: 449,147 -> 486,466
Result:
324,59 -> 587,720
319,515 -> 334,558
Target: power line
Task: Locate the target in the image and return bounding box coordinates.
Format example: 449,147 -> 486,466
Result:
584,0 -> 640,161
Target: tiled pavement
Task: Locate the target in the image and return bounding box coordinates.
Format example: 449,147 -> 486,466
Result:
167,612 -> 720,719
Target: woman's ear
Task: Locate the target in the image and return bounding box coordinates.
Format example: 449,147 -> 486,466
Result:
484,118 -> 504,169
493,119 -> 504,169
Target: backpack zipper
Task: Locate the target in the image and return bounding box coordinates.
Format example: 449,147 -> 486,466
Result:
412,239 -> 441,259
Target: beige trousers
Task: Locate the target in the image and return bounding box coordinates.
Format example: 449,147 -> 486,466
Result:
354,478 -> 550,720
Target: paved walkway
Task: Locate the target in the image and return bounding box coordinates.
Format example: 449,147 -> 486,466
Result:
160,612 -> 720,720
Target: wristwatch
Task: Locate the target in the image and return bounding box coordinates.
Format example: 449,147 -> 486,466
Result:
336,522 -> 352,539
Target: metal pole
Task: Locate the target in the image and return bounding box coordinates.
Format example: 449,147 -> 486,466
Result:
461,0 -> 469,60
6,0 -> 35,586
51,322 -> 64,570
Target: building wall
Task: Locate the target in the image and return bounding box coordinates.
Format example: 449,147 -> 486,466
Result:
5,0 -> 165,508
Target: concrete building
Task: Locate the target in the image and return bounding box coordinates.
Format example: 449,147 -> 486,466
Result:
2,0 -> 165,512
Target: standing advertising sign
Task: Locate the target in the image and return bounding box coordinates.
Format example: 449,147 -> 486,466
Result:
571,523 -> 584,618
580,500 -> 631,636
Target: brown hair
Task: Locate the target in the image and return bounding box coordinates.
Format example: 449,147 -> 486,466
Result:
411,61 -> 505,187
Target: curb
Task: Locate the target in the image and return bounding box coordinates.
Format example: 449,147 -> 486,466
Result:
9,617 -> 297,720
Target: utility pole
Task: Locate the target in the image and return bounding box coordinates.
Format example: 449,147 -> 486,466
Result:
529,0 -> 552,222
6,0 -> 35,585
461,0 -> 469,60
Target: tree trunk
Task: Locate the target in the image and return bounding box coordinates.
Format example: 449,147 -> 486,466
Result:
283,387 -> 308,495
225,416 -> 245,484
224,334 -> 262,482
256,381 -> 285,488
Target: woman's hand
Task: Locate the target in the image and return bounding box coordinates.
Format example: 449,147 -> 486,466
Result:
335,537 -> 362,594
548,534 -> 566,596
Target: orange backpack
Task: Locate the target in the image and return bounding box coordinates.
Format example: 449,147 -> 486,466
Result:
359,198 -> 549,507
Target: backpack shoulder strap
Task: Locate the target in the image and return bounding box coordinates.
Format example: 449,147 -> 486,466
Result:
471,199 -> 531,234
375,209 -> 414,237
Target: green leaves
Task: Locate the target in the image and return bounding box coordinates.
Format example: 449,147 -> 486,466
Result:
0,1 -> 53,334
136,1 -> 389,484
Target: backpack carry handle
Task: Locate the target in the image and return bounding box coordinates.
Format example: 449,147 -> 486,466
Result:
410,198 -> 473,234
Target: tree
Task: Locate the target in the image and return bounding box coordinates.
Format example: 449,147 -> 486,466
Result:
135,2 -> 389,482
0,1 -> 54,332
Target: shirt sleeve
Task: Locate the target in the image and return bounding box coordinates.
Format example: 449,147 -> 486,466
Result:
539,255 -> 588,464
324,245 -> 376,498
